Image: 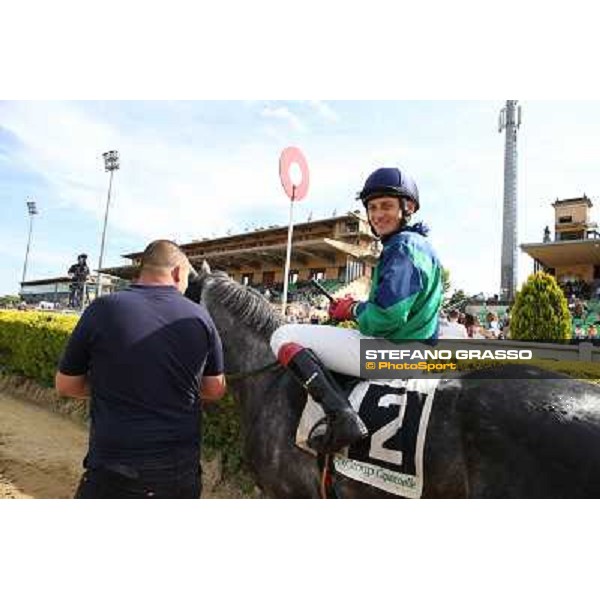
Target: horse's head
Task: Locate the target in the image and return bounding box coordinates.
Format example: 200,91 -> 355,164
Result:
185,261 -> 283,341
186,260 -> 284,374
185,260 -> 213,304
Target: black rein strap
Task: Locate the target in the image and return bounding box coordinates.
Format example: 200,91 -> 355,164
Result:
225,361 -> 283,382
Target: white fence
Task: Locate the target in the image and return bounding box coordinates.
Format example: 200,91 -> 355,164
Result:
440,338 -> 598,362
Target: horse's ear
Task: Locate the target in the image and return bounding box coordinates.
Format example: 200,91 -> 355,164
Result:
201,260 -> 211,274
188,264 -> 200,283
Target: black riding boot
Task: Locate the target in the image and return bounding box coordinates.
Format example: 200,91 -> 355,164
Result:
283,346 -> 368,454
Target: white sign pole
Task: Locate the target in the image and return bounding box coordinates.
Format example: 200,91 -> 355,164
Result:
278,147 -> 309,319
281,186 -> 296,317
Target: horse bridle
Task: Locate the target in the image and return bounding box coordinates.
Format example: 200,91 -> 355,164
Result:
225,360 -> 283,382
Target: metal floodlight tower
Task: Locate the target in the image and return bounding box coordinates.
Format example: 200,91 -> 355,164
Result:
498,100 -> 522,302
21,199 -> 38,288
97,150 -> 120,298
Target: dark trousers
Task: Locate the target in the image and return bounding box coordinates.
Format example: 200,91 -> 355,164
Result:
74,452 -> 202,499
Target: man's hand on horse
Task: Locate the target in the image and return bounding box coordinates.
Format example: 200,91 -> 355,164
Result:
329,295 -> 357,321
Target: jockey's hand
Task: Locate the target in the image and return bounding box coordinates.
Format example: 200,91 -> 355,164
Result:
328,295 -> 357,321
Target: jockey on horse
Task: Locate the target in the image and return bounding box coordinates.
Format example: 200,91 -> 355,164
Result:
270,167 -> 444,455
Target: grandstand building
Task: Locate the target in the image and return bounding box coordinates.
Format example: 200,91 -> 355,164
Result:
19,274 -> 119,305
102,212 -> 379,299
521,195 -> 600,295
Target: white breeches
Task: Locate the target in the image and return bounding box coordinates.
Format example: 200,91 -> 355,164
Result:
270,324 -> 372,377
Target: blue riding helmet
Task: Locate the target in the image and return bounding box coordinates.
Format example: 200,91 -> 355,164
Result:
357,167 -> 420,212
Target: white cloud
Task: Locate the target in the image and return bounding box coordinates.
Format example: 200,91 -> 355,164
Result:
260,104 -> 306,132
306,100 -> 340,122
2,103 -> 293,242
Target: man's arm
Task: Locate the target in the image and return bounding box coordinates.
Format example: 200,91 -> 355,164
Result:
200,317 -> 226,403
200,374 -> 227,403
55,372 -> 90,399
55,303 -> 95,399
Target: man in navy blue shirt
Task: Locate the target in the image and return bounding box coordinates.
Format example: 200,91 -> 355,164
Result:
56,239 -> 226,498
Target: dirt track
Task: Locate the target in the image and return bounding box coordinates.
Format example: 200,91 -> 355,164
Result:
0,389 -> 246,499
0,391 -> 86,498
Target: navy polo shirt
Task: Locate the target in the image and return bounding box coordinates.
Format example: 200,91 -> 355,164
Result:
59,284 -> 224,469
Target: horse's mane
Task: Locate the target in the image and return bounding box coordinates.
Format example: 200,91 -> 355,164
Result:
204,271 -> 284,339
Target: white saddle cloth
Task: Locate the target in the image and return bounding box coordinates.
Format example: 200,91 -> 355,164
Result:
296,377 -> 440,498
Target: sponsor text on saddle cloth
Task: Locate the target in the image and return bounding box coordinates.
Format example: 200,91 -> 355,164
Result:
296,377 -> 440,498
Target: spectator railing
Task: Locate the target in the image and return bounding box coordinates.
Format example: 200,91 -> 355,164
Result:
440,338 -> 599,362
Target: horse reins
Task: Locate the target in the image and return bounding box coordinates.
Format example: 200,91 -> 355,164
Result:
225,361 -> 283,382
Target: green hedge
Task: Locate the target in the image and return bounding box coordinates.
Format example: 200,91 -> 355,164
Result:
0,310 -> 78,386
511,272 -> 572,340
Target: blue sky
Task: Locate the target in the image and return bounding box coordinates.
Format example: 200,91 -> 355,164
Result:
2,100 -> 600,297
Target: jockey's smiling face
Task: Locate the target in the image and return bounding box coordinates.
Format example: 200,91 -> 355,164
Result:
366,195 -> 415,237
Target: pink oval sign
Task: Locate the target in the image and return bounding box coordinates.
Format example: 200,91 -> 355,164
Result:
279,146 -> 309,201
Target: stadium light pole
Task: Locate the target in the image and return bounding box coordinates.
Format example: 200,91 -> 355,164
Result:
21,199 -> 38,288
97,150 -> 120,298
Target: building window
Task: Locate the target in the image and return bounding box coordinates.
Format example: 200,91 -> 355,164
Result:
558,216 -> 573,224
288,270 -> 299,284
242,273 -> 253,286
262,271 -> 275,286
559,232 -> 583,241
309,269 -> 325,281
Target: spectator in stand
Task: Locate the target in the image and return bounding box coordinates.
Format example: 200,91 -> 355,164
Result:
486,312 -> 500,339
285,306 -> 299,324
439,309 -> 469,339
582,282 -> 591,298
499,316 -> 510,340
464,314 -> 482,339
574,324 -> 585,340
587,324 -> 598,341
465,314 -> 495,339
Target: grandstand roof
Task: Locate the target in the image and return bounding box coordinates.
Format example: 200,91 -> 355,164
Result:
21,274 -> 119,286
521,239 -> 600,267
102,238 -> 378,280
122,211 -> 371,260
102,212 -> 378,280
552,195 -> 593,208
20,276 -> 72,286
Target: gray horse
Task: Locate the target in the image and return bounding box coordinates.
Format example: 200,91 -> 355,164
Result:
187,270 -> 600,498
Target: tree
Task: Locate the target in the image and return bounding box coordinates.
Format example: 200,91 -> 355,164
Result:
444,289 -> 469,310
510,272 -> 572,341
0,295 -> 20,308
441,267 -> 451,299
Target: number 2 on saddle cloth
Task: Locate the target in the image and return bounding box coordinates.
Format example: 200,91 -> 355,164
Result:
304,377 -> 436,498
346,382 -> 428,476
